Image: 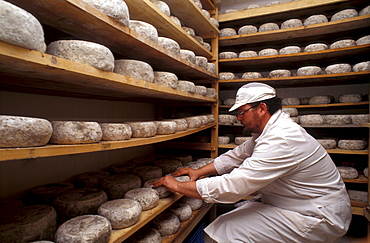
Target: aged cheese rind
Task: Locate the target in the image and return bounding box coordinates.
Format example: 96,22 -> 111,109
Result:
258,23 -> 279,32
325,63 -> 351,74
0,115 -> 52,148
49,121 -> 102,144
108,162 -> 137,175
356,35 -> 370,45
54,215 -> 111,242
0,1 -> 46,52
195,56 -> 208,69
130,20 -> 158,43
170,118 -> 188,132
308,95 -> 332,105
219,72 -> 235,80
143,179 -> 173,198
114,59 -> 154,83
330,39 -> 356,49
331,9 -> 358,21
238,25 -> 258,35
206,88 -> 217,98
269,69 -> 291,78
207,63 -> 216,74
152,212 -> 181,236
219,28 -> 237,37
323,115 -> 351,125
304,43 -> 328,52
126,228 -> 161,243
279,46 -> 301,55
235,137 -> 252,145
338,93 -> 363,103
242,72 -> 263,79
150,0 -> 171,16
124,188 -> 159,210
219,114 -> 237,125
28,183 -> 74,205
348,190 -> 367,204
337,166 -> 358,179
158,37 -> 180,55
180,50 -> 196,64
282,108 -> 298,117
218,136 -> 230,144
300,114 -> 324,125
74,171 -> 110,188
132,166 -> 163,185
219,51 -> 238,59
316,139 -> 337,149
178,80 -> 196,93
239,51 -> 258,58
46,40 -> 114,71
100,123 -> 132,141
169,203 -> 193,222
126,121 -> 157,138
297,66 -> 323,76
154,159 -> 183,175
154,121 -> 177,135
259,48 -> 278,56
180,196 -> 203,210
304,14 -> 328,26
223,98 -> 235,106
185,116 -> 202,128
281,98 -> 300,106
281,19 -> 303,29
353,61 -> 370,72
338,140 -> 367,150
100,174 -> 141,200
351,114 -> 369,125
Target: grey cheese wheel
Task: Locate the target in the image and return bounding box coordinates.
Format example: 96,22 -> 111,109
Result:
338,93 -> 363,103
308,95 -> 332,105
242,72 -> 263,79
114,59 -> 154,83
0,205 -> 57,242
269,69 -> 291,78
184,116 -> 202,128
152,212 -> 181,237
258,23 -> 279,32
143,179 -> 173,198
150,0 -> 171,17
0,1 -> 46,52
202,9 -> 211,19
281,19 -> 303,29
130,20 -> 158,43
182,27 -> 195,36
81,0 -> 130,27
337,166 -> 358,179
100,174 -> 141,200
210,18 -> 219,28
49,121 -> 102,144
223,98 -> 235,106
356,35 -> 370,45
297,66 -> 323,76
304,14 -> 328,26
353,61 -> 370,72
330,39 -> 356,49
219,28 -> 237,37
0,115 -> 52,148
347,190 -> 368,204
154,121 -> 177,135
195,85 -> 207,95
169,203 -> 193,222
53,188 -> 108,223
351,114 -> 369,125
235,137 -> 252,145
206,88 -> 217,98
282,108 -> 298,117
219,72 -> 235,80
170,154 -> 193,166
74,171 -> 110,188
126,121 -> 157,138
239,50 -> 258,58
158,37 -> 180,55
132,166 -> 163,185
178,80 -> 196,93
126,228 -> 161,243
195,56 -> 208,69
219,51 -> 238,59
108,162 -> 137,175
364,167 -> 368,178
338,140 -> 367,150
99,123 -> 132,141
124,188 -> 159,210
180,196 -> 203,211
218,136 -> 230,144
154,159 -> 183,175
331,9 -> 358,21
304,43 -> 328,52
316,139 -> 337,149
28,183 -> 74,205
206,114 -> 215,124
170,15 -> 181,27
170,118 -> 188,132
153,71 -> 178,89
219,114 -> 237,125
323,115 -> 351,125
300,114 -> 324,125
193,0 -> 203,9
325,63 -> 351,74
54,215 -> 111,243
279,46 -> 301,55
259,48 -> 278,56
238,25 -> 258,35
46,40 -> 114,71
207,63 -> 217,74
281,98 -> 300,105
98,199 -> 141,229
203,42 -> 211,51
180,50 -> 196,64
360,5 -> 370,16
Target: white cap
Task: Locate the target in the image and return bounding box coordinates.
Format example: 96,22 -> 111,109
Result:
229,83 -> 276,111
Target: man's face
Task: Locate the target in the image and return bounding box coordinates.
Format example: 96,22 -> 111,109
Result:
236,103 -> 261,135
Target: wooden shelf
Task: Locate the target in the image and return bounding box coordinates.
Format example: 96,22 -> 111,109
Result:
109,193 -> 182,243
220,101 -> 370,109
6,0 -> 217,81
218,71 -> 370,89
343,175 -> 368,184
0,124 -> 216,162
124,0 -> 213,59
219,15 -> 370,47
218,45 -> 370,72
0,41 -> 216,102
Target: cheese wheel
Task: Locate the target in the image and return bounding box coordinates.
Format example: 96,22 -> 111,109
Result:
238,25 -> 258,35
0,115 -> 52,148
46,40 -> 114,71
291,117 -> 300,123
130,154 -> 167,166
281,19 -> 303,29
182,27 -> 195,36
245,4 -> 261,9
178,80 -> 196,93
169,203 -> 192,222
207,63 -> 216,74
170,119 -> 188,132
174,175 -> 191,182
202,9 -> 211,19
170,15 -> 181,27
353,61 -> 370,72
114,59 -> 154,83
210,18 -> 219,28
258,23 -> 279,32
124,188 -> 159,210
126,121 -> 157,138
259,48 -> 278,56
225,9 -> 238,13
126,228 -> 161,243
304,14 -> 328,26
364,167 -> 368,178
219,114 -> 237,125
132,166 -> 163,185
206,114 -> 215,124
281,98 -> 300,106
338,93 -> 363,103
242,72 -> 263,79
195,85 -> 207,95
360,5 -> 370,15
193,35 -> 204,44
219,72 -> 235,80
218,136 -> 230,144
323,115 -> 351,125
300,97 -> 310,105
282,108 -> 298,117
269,69 -> 291,78
279,46 -> 301,55
304,43 -> 328,52
308,95 -> 332,105
330,39 -> 356,49
185,116 -> 202,128
0,205 -> 57,242
180,196 -> 203,210
152,212 -> 180,236
180,49 -> 196,64
300,114 -> 324,125
219,51 -> 238,59
150,0 -> 171,16
239,51 -> 258,58
186,161 -> 204,169
100,174 -> 141,200
351,114 -> 369,125
337,166 -> 358,179
235,137 -> 252,145
338,140 -> 367,150
154,159 -> 183,174
223,98 -> 235,106
108,162 -> 137,175
331,9 -> 358,21
143,179 -> 173,198
81,0 -> 130,27
195,56 -> 208,69
158,37 -> 180,55
219,28 -> 237,37
316,139 -> 337,149
28,183 -> 75,205
130,20 -> 158,43
99,123 -> 132,141
54,215 -> 111,242
193,0 -> 202,9
348,190 -> 367,204
325,63 -> 351,74
206,88 -> 217,98
356,35 -> 370,45
53,188 -> 108,223
169,154 -> 193,165
154,71 -> 178,89
297,66 -> 323,76
197,158 -> 214,165
154,121 -> 177,135
0,1 -> 46,52
74,171 -> 110,188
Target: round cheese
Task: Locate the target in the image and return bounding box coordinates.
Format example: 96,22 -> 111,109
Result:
180,49 -> 196,64
297,66 -> 323,76
195,56 -> 208,69
206,88 -> 217,98
337,166 -> 358,179
308,95 -> 333,105
74,171 -> 110,188
223,98 -> 235,106
178,80 -> 196,93
281,97 -> 300,106
124,188 -> 159,210
235,137 -> 252,145
239,50 -> 258,58
304,43 -> 328,52
170,118 -> 188,132
356,35 -> 370,45
132,166 -> 163,185
114,59 -> 154,83
323,115 -> 351,125
348,190 -> 367,204
81,0 -> 130,27
130,20 -> 158,43
169,203 -> 192,222
0,115 -> 52,148
353,61 -> 370,72
325,63 -> 351,74
53,188 -> 108,223
175,175 -> 191,182
330,39 -> 356,49
281,19 -> 303,29
150,0 -> 171,17
182,27 -> 195,36
180,196 -> 203,210
219,114 -> 237,125
170,16 -> 181,27
219,28 -> 237,37
126,121 -> 157,138
218,136 -> 230,144
291,117 -> 300,123
279,46 -> 301,55
316,139 -> 337,149
143,179 -> 173,198
152,212 -> 180,237
170,154 -> 193,165
55,215 -> 111,242
185,116 -> 202,128
219,72 -> 235,80
242,72 -> 262,79
360,5 -> 370,15
238,25 -> 258,35
219,51 -> 238,59
99,123 -> 132,141
194,36 -> 204,45
300,97 -> 310,105
207,63 -> 216,74
206,114 -> 215,124
130,154 -> 166,166
338,140 -> 367,150
153,71 -> 179,89
28,183 -> 74,205
195,85 -> 207,95
46,40 -> 114,71
100,174 -> 141,200
193,0 -> 202,9
126,228 -> 161,243
158,37 -> 180,55
351,114 -> 369,125
304,14 -> 328,26
259,48 -> 278,56
300,114 -> 324,125
0,205 -> 57,242
210,18 -> 219,28
331,9 -> 358,21
154,159 -> 183,175
364,167 -> 368,178
282,108 -> 298,117
154,121 -> 177,135
108,162 -> 137,175
258,23 -> 279,32
49,121 -> 102,144
338,93 -> 363,103
202,9 -> 211,19
0,1 -> 46,52
269,69 -> 291,78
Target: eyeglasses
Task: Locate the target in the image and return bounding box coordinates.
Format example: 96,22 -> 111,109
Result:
236,104 -> 258,117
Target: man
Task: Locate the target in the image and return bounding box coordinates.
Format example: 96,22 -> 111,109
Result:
152,82 -> 352,242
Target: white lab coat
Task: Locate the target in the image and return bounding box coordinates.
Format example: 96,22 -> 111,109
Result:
196,110 -> 352,242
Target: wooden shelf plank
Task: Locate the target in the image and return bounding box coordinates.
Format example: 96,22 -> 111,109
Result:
219,15 -> 370,47
220,101 -> 370,109
343,175 -> 368,184
0,41 -> 216,103
219,45 -> 370,72
124,0 -> 212,59
7,0 -> 217,80
0,124 -> 216,162
352,205 -> 365,216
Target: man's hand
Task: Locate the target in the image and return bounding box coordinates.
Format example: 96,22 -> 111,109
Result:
171,167 -> 200,181
151,175 -> 179,193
